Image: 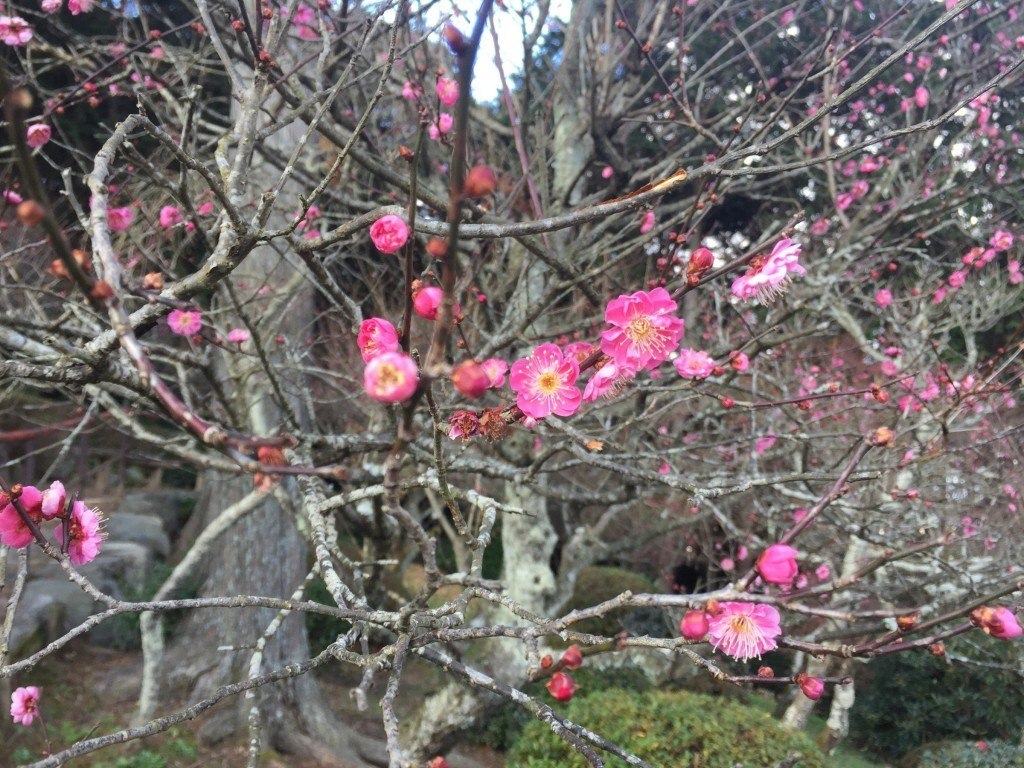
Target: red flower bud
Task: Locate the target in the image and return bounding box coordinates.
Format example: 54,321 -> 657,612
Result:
442,23 -> 468,54
464,166 -> 497,198
796,674 -> 824,700
560,645 -> 583,670
546,672 -> 577,702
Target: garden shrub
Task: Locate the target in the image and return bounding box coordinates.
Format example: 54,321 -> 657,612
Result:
850,636 -> 1024,757
566,566 -> 658,636
906,740 -> 1024,768
468,663 -> 652,751
507,688 -> 825,767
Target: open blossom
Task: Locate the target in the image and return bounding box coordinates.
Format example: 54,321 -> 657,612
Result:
0,16 -> 33,46
1009,261 -> 1022,285
673,348 -> 715,379
510,343 -> 582,419
448,409 -> 480,440
401,81 -> 421,100
708,602 -> 782,660
168,309 -> 202,336
56,500 -> 104,565
26,124 -> 51,148
583,360 -> 634,402
756,544 -> 799,586
875,288 -> 893,308
436,77 -> 459,106
364,352 -> 418,403
481,358 -> 508,389
42,0 -> 63,13
107,206 -> 134,232
729,351 -> 750,372
10,686 -> 41,726
159,205 -> 183,229
731,238 -> 806,304
601,288 -> 683,370
369,214 -> 409,254
226,327 -> 251,344
989,230 -> 1013,251
357,318 -> 400,362
0,491 -> 41,548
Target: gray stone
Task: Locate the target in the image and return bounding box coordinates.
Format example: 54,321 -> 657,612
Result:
104,512 -> 171,558
8,578 -> 102,657
116,490 -> 197,537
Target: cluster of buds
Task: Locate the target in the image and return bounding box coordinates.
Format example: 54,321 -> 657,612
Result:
541,645 -> 585,702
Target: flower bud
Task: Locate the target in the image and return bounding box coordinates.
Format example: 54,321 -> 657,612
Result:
796,673 -> 824,700
757,666 -> 775,678
452,361 -> 490,399
17,200 -> 45,227
869,426 -> 895,446
442,23 -> 468,54
546,672 -> 577,702
560,645 -> 583,670
679,610 -> 709,640
540,655 -> 553,669
464,165 -> 497,198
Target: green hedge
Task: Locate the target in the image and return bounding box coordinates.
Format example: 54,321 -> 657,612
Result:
908,740 -> 1024,768
851,636 -> 1024,757
507,688 -> 825,767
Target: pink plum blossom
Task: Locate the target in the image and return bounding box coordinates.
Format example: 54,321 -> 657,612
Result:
708,602 -> 782,660
436,77 -> 459,106
509,343 -> 582,419
10,686 -> 41,726
481,358 -> 508,389
0,16 -> 33,46
757,544 -> 799,586
107,206 -> 134,232
356,318 -> 400,362
68,0 -> 94,13
159,205 -> 183,229
369,214 -> 409,254
0,495 -> 37,548
875,288 -> 893,308
26,124 -> 51,148
364,352 -> 418,403
948,270 -> 967,289
601,288 -> 684,371
729,351 -> 750,372
226,328 -> 251,344
989,230 -> 1013,251
413,286 -> 461,320
583,360 -> 634,402
673,348 -> 715,379
401,81 -> 421,100
168,310 -> 202,336
639,210 -> 656,234
730,238 -> 806,304
40,480 -> 66,520
42,0 -> 63,13
56,500 -> 104,565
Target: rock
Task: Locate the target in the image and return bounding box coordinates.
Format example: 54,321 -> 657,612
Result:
116,490 -> 197,538
8,578 -> 102,657
104,512 -> 171,558
26,542 -> 153,593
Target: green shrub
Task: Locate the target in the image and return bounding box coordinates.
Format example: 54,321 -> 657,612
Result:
850,636 -> 1024,757
305,577 -> 352,654
566,567 -> 658,637
908,740 -> 1024,768
507,688 -> 825,767
468,663 -> 652,751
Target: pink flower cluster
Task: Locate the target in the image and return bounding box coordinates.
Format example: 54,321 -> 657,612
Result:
357,318 -> 418,403
731,239 -> 805,304
0,482 -> 104,565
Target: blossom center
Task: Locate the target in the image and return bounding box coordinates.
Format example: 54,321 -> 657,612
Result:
745,255 -> 767,276
536,371 -> 561,395
729,615 -> 754,635
377,364 -> 401,388
626,316 -> 655,344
